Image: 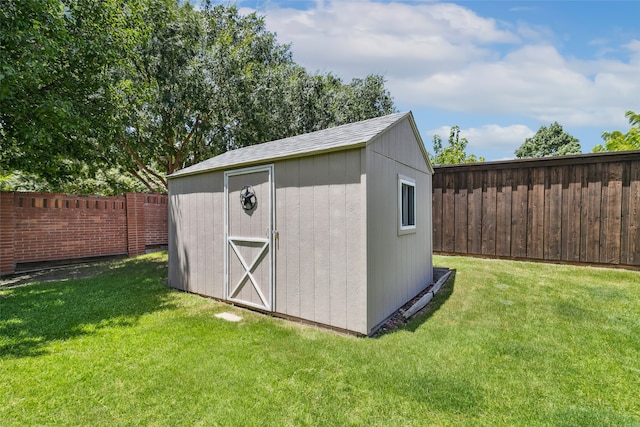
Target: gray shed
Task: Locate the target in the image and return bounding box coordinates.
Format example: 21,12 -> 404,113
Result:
168,111 -> 434,335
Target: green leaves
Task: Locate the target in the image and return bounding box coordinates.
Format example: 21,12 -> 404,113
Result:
0,0 -> 148,186
430,126 -> 484,165
2,0 -> 395,193
515,122 -> 581,158
594,110 -> 640,152
118,2 -> 395,191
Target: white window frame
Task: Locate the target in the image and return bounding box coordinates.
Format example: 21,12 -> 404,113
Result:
398,174 -> 416,235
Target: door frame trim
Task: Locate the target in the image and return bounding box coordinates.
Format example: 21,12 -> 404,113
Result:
223,164 -> 275,311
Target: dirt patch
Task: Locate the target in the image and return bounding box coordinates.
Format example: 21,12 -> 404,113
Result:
0,261 -> 116,289
370,267 -> 453,337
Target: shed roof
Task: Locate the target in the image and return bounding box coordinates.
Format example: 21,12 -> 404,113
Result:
169,111 -> 429,178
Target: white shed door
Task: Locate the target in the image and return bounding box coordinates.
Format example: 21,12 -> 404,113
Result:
224,165 -> 274,311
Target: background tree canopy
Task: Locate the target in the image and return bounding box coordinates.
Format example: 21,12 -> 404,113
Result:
592,110 -> 640,153
0,0 -> 395,194
430,126 -> 484,165
0,0 -> 147,189
515,122 -> 581,158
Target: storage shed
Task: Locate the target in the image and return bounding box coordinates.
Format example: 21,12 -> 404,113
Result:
168,111 -> 434,335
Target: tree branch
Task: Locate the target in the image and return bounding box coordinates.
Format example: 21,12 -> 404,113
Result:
124,144 -> 167,187
128,168 -> 157,193
139,167 -> 166,192
173,115 -> 204,172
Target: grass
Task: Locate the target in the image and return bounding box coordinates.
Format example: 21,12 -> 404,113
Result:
1,253 -> 639,426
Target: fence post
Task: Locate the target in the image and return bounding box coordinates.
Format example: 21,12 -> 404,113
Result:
0,192 -> 16,275
126,193 -> 146,257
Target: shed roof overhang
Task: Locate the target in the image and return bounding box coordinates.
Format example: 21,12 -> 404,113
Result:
168,111 -> 433,179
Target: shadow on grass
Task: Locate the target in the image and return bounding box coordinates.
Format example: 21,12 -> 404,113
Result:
0,255 -> 174,359
402,269 -> 457,333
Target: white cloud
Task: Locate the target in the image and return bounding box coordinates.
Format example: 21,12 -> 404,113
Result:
626,39 -> 640,62
252,0 -> 640,129
261,0 -> 518,78
392,42 -> 640,127
514,21 -> 554,42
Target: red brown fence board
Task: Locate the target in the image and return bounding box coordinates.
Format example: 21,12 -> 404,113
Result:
0,192 -> 167,275
432,150 -> 640,268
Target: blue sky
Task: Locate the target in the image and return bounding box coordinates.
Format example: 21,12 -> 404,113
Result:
228,0 -> 640,160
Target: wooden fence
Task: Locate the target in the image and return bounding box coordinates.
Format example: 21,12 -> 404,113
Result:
431,151 -> 640,267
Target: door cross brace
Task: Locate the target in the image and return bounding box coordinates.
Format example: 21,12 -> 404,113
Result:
227,236 -> 269,308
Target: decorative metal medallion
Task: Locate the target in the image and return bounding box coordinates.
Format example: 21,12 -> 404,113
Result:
240,185 -> 257,210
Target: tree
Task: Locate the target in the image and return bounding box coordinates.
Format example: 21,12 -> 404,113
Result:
277,70 -> 395,137
592,110 -> 640,152
430,126 -> 484,165
0,0 -> 148,185
115,2 -> 395,192
0,167 -> 145,195
2,1 -> 395,193
515,122 -> 581,158
113,2 -> 299,191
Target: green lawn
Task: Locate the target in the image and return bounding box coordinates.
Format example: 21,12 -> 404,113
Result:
1,253 -> 638,426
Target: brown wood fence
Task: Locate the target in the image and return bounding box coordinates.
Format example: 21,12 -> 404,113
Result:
431,150 -> 640,267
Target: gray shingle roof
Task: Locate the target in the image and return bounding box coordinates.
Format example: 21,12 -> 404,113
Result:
169,112 -> 411,178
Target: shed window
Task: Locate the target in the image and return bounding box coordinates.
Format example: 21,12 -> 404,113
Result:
398,175 -> 416,234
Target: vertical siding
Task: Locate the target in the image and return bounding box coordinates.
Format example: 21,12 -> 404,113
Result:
277,159 -> 301,317
168,179 -> 182,290
193,179 -> 205,295
274,149 -> 367,334
346,149 -> 368,334
312,155 -> 331,325
168,172 -> 224,297
328,151 -> 348,328
296,156 -> 316,323
366,119 -> 434,334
